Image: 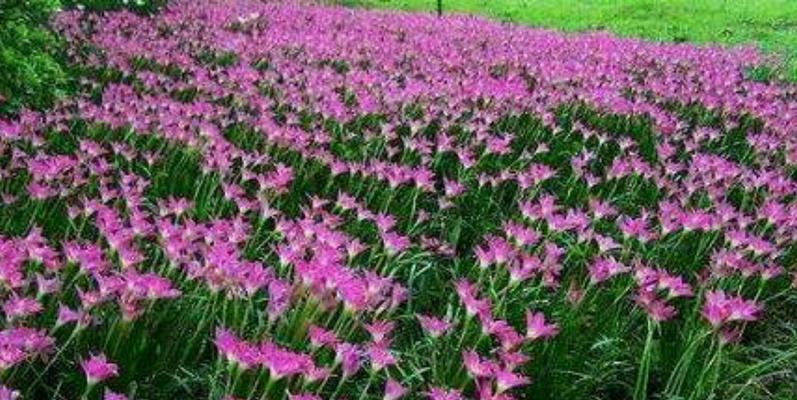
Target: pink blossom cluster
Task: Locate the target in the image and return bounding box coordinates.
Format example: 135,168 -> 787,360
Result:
0,0 -> 793,398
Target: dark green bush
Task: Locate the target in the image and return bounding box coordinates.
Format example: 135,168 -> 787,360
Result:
0,0 -> 67,115
61,0 -> 167,14
0,0 -> 166,116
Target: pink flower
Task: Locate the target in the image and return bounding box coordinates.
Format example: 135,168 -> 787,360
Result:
366,342 -> 396,371
462,350 -> 495,378
374,213 -> 397,233
267,279 -> 292,322
122,270 -> 181,301
0,327 -> 54,370
498,351 -> 530,371
589,198 -> 617,219
473,244 -> 494,269
307,325 -> 339,349
381,231 -> 411,255
335,342 -> 361,377
417,315 -> 452,338
486,319 -> 525,351
443,178 -> 465,198
35,273 -> 61,297
303,365 -> 330,383
485,236 -> 515,265
259,341 -> 313,380
425,387 -> 462,400
657,273 -> 693,298
364,320 -> 395,344
104,389 -> 129,400
702,290 -> 761,328
635,293 -> 677,322
495,369 -> 530,393
525,311 -> 559,341
0,385 -> 19,400
2,296 -> 43,320
502,222 -> 539,247
288,394 -> 322,400
214,328 -> 257,369
384,378 -> 407,400
588,257 -> 629,284
82,353 -> 118,385
455,280 -> 491,318
55,304 -> 90,329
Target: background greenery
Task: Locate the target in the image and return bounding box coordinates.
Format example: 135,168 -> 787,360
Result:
350,0 -> 797,81
0,0 -> 164,116
0,0 -> 66,115
60,0 -> 166,12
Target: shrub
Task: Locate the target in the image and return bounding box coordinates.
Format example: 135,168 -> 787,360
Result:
0,0 -> 166,116
0,0 -> 67,115
61,0 -> 167,14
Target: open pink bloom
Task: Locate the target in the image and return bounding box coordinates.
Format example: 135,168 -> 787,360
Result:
303,365 -> 330,383
0,385 -> 19,400
474,244 -> 494,269
657,273 -> 693,298
425,387 -> 463,400
488,320 -> 525,351
122,270 -> 181,300
0,327 -> 54,370
495,369 -> 530,393
35,273 -> 61,296
267,278 -> 292,322
588,257 -> 630,284
505,222 -> 540,247
381,231 -> 411,255
635,292 -> 677,322
335,342 -> 361,377
55,304 -> 90,329
260,341 -> 313,380
213,328 -> 258,369
384,378 -> 407,400
702,290 -> 761,328
3,296 -> 43,320
498,351 -> 530,371
0,348 -> 26,371
82,353 -> 118,385
462,350 -> 496,378
364,320 -> 395,343
455,279 -> 491,318
308,325 -> 339,349
104,389 -> 128,400
288,394 -> 322,400
485,236 -> 515,265
366,342 -> 396,371
214,328 -> 239,361
525,311 -> 559,341
417,314 -> 452,338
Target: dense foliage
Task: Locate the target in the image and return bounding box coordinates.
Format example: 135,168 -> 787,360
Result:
0,0 -> 66,115
0,1 -> 795,399
0,0 -> 164,116
60,0 -> 167,13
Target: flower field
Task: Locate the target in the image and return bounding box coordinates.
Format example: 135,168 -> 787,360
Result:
1,1 -> 796,399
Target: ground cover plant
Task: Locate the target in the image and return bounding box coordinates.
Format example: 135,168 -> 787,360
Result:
0,1 -> 796,399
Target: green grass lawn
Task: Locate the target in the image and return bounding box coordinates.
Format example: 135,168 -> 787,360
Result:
350,0 -> 797,80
